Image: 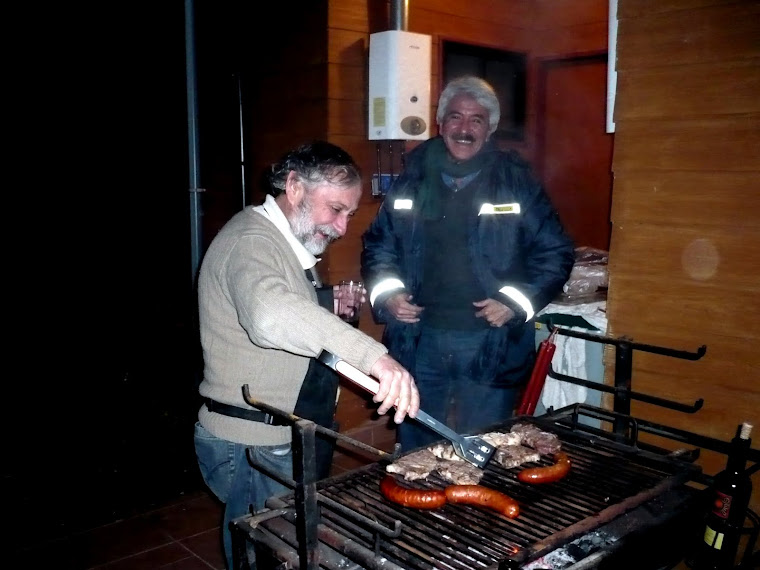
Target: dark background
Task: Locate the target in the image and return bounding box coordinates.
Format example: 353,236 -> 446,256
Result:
8,1 -> 254,549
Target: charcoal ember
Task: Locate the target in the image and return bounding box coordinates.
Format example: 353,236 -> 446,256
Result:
493,444 -> 541,469
385,449 -> 439,481
436,459 -> 485,485
510,422 -> 562,455
481,431 -> 522,447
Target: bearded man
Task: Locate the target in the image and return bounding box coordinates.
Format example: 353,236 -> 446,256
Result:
194,141 -> 419,569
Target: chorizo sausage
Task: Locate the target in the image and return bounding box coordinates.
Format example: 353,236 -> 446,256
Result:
444,485 -> 520,518
517,451 -> 571,484
379,475 -> 447,509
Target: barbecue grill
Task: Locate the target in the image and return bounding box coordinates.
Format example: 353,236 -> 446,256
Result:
230,332 -> 759,569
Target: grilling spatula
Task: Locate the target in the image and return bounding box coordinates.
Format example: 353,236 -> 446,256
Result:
317,350 -> 495,469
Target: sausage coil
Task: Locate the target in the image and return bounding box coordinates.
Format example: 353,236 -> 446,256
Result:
517,451 -> 571,484
444,485 -> 520,518
380,475 -> 447,509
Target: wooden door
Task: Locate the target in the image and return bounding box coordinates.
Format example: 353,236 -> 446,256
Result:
537,53 -> 613,251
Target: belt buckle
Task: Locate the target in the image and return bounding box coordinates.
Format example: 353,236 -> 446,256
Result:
263,413 -> 276,425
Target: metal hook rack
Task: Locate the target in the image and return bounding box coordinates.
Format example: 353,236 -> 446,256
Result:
545,325 -> 707,436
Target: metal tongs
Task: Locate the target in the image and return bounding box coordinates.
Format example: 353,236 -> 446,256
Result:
318,350 -> 495,468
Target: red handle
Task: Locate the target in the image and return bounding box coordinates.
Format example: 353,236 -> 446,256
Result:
517,337 -> 556,415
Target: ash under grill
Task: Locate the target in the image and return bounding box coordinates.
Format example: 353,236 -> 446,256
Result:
232,417 -> 701,570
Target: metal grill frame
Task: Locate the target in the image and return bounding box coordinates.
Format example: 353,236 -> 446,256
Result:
231,408 -> 704,570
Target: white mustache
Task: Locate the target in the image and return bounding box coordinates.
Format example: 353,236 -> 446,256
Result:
316,224 -> 341,241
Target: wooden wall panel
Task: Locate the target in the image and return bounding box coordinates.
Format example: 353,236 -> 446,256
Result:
327,62 -> 366,102
328,98 -> 367,136
413,0 -> 536,26
618,0 -> 748,19
531,23 -> 609,57
328,28 -> 368,66
607,276 -> 759,338
608,224 -> 759,289
328,0 -> 372,33
535,0 -> 608,28
616,3 -> 760,70
613,115 -> 760,172
616,60 -> 760,119
610,171 -> 760,229
413,10 -> 534,49
610,0 -> 760,511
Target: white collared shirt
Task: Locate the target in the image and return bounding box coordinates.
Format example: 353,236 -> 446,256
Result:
253,194 -> 320,272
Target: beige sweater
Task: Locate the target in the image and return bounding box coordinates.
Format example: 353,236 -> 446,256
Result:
197,206 -> 387,446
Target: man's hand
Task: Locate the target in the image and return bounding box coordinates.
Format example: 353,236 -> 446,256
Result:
473,298 -> 515,328
369,354 -> 420,424
385,292 -> 424,323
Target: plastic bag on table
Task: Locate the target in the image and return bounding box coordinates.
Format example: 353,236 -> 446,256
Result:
563,247 -> 609,297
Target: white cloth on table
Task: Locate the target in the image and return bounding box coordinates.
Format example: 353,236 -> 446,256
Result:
536,301 -> 607,411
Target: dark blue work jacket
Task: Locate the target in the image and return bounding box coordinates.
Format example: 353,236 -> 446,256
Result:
361,139 -> 575,386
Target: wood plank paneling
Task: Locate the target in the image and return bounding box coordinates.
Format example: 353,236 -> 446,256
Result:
413,9 -> 534,49
610,171 -> 760,228
607,275 -> 760,337
608,224 -> 760,290
328,0 -> 373,33
613,115 -> 760,171
616,3 -> 760,70
328,98 -> 367,136
328,28 -> 367,66
328,62 -> 366,102
535,0 -> 608,28
616,59 -> 760,119
413,0 -> 536,26
618,0 -> 749,19
531,22 -> 610,57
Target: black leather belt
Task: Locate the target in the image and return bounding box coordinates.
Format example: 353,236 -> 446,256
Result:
204,398 -> 288,426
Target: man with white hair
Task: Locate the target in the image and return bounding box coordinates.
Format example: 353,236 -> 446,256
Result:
362,76 -> 573,452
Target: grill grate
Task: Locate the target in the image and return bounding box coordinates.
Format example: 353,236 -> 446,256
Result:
237,420 -> 701,569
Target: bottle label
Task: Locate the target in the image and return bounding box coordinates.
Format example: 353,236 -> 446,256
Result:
703,525 -> 724,550
711,490 -> 732,519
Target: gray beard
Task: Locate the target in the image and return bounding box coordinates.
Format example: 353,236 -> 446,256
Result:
291,197 -> 339,255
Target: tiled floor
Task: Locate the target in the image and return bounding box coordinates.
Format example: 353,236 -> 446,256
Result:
14,489 -> 226,570
11,438 -> 386,570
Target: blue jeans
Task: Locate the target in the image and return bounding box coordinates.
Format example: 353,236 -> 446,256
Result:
194,422 -> 292,570
398,328 -> 520,451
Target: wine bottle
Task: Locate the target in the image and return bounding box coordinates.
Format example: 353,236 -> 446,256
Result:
691,422 -> 753,570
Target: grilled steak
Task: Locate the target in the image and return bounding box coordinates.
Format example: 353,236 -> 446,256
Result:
429,441 -> 463,461
386,445 -> 486,484
436,458 -> 485,485
385,449 -> 439,481
511,423 -> 562,455
493,444 -> 541,469
481,431 -> 522,447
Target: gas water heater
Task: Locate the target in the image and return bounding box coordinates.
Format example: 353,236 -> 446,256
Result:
368,30 -> 432,141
